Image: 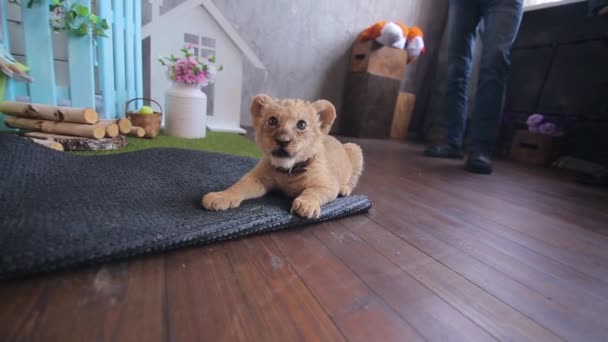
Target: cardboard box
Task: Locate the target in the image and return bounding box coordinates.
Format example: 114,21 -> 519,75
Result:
510,129 -> 562,165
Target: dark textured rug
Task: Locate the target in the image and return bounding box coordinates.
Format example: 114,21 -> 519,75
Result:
0,134 -> 371,280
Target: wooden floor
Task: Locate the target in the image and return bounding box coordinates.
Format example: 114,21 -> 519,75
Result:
2,138 -> 608,341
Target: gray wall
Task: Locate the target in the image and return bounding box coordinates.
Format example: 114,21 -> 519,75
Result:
144,0 -> 448,131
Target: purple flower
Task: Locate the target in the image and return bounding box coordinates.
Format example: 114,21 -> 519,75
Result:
538,122 -> 557,136
527,113 -> 544,127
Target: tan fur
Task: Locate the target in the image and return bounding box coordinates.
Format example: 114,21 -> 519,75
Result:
202,94 -> 364,219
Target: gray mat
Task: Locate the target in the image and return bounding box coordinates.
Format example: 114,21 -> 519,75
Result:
0,134 -> 371,280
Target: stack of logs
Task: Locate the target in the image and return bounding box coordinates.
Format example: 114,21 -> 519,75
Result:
1,101 -> 147,151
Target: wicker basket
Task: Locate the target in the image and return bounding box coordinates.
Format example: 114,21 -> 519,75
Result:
126,98 -> 162,138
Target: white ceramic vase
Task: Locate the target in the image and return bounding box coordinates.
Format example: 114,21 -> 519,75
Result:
165,82 -> 207,138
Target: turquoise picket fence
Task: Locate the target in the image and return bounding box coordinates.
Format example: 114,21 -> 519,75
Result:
0,0 -> 142,120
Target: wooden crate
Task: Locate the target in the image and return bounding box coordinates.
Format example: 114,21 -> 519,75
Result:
349,40 -> 409,80
390,92 -> 416,139
340,72 -> 401,139
510,129 -> 562,165
341,40 -> 413,139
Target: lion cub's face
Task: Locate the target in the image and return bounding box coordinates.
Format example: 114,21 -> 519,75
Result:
250,95 -> 336,169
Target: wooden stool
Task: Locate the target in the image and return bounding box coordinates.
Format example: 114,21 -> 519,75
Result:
341,41 -> 414,139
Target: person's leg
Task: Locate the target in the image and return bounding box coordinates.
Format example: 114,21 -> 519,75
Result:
466,0 -> 523,173
425,0 -> 480,158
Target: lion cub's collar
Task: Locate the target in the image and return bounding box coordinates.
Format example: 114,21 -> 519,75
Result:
275,157 -> 315,176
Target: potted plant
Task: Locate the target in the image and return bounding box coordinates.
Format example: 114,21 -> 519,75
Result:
9,0 -> 109,38
158,45 -> 223,139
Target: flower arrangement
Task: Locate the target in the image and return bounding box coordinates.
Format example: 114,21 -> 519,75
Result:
526,113 -> 562,136
158,45 -> 223,87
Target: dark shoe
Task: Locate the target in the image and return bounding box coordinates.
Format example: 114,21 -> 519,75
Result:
466,152 -> 493,174
576,170 -> 608,186
424,144 -> 464,159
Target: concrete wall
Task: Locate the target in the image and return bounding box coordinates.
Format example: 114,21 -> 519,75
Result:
144,0 -> 448,131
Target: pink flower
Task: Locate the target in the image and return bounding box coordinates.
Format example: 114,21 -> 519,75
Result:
159,46 -> 223,86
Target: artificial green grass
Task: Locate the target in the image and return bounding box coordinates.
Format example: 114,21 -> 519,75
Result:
73,131 -> 262,158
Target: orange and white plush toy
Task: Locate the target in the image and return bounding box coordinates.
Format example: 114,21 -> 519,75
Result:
406,26 -> 425,59
358,21 -> 426,64
358,21 -> 409,49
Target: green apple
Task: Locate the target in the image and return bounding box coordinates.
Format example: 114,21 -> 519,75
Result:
138,105 -> 154,114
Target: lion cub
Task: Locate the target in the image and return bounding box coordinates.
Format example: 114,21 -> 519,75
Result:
202,94 -> 364,219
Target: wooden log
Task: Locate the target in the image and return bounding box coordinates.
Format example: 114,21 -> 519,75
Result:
0,101 -> 99,124
23,132 -> 128,151
129,126 -> 145,137
28,138 -> 65,151
117,117 -> 132,134
103,123 -> 120,138
5,117 -> 106,139
100,117 -> 133,134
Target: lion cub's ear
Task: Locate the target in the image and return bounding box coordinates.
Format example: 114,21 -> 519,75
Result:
312,100 -> 336,134
250,94 -> 273,119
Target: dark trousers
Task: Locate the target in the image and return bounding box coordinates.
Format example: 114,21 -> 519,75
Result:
443,0 -> 524,154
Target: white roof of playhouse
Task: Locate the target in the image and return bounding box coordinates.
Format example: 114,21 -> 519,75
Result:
143,0 -> 266,70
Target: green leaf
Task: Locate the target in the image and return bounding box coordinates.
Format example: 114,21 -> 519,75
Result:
90,14 -> 99,25
218,65 -> 224,71
193,66 -> 200,73
100,19 -> 109,30
69,16 -> 85,30
96,28 -> 108,38
75,4 -> 89,17
76,23 -> 88,36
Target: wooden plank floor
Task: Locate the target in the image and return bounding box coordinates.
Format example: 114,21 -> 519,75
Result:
2,138 -> 608,341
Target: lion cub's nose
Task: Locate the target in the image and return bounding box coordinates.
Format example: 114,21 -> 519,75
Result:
275,138 -> 291,147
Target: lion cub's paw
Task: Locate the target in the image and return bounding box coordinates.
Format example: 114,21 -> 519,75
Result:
291,196 -> 321,219
339,185 -> 353,197
202,191 -> 242,211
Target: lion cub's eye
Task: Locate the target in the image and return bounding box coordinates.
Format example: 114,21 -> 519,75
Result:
267,116 -> 278,127
297,120 -> 307,130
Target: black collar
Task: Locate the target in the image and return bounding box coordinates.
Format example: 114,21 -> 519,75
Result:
275,157 -> 315,176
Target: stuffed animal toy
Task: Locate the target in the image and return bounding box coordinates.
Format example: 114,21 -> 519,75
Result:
358,21 -> 409,49
405,26 -> 425,59
0,43 -> 32,83
358,21 -> 426,63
